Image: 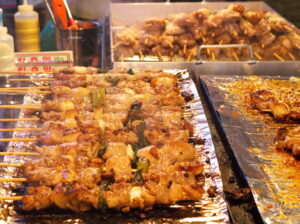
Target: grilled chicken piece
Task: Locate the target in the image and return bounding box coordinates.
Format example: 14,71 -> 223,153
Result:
250,90 -> 291,120
275,127 -> 300,157
165,22 -> 185,35
106,129 -> 138,144
239,19 -> 256,37
192,8 -> 211,21
244,10 -> 263,24
266,12 -> 294,33
105,155 -> 133,182
22,186 -> 53,211
143,18 -> 166,33
42,99 -> 75,112
52,183 -> 100,211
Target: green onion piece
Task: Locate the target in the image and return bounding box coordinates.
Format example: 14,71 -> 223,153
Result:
98,69 -> 108,73
137,158 -> 149,173
92,88 -> 105,107
101,179 -> 112,191
105,76 -> 120,86
127,68 -> 135,75
98,197 -> 108,212
97,130 -> 107,157
133,169 -> 143,185
131,144 -> 139,168
137,122 -> 149,148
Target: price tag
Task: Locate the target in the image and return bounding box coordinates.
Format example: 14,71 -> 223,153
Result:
15,51 -> 74,72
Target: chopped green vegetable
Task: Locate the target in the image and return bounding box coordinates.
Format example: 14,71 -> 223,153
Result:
137,158 -> 149,173
83,96 -> 91,105
133,169 -> 143,185
98,197 -> 108,212
97,130 -> 107,157
127,68 -> 135,75
105,76 -> 120,86
137,122 -> 149,148
101,179 -> 112,191
131,143 -> 139,168
98,69 -> 108,73
125,101 -> 143,130
92,88 -> 105,107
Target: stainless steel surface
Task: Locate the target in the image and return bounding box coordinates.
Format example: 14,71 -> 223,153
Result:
199,75 -> 300,224
113,61 -> 300,76
197,44 -> 255,63
110,1 -> 299,64
56,20 -> 102,67
0,70 -> 229,223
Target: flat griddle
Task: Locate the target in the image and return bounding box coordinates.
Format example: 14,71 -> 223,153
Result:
199,75 -> 300,224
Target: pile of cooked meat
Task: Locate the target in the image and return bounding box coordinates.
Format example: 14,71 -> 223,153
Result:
224,76 -> 300,158
16,66 -> 205,212
113,4 -> 300,61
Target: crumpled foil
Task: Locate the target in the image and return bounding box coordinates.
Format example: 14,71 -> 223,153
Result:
0,71 -> 228,223
201,75 -> 300,224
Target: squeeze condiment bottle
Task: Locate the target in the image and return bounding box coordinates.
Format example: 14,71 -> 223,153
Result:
0,8 -> 16,71
14,0 -> 40,52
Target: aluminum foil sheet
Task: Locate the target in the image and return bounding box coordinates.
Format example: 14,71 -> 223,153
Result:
200,75 -> 300,224
0,70 -> 228,223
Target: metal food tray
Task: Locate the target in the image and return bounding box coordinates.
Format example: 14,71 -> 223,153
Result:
0,70 -> 228,223
110,1 -> 300,66
198,75 -> 300,224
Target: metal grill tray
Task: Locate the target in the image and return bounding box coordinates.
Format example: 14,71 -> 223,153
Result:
0,70 -> 228,223
199,75 -> 300,224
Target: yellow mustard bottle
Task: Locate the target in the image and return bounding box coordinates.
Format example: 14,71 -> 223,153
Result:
14,0 -> 40,52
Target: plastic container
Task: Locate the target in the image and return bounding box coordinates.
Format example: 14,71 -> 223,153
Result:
14,0 -> 40,52
0,9 -> 16,71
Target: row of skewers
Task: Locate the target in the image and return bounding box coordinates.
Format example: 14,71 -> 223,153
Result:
0,67 -> 206,212
113,4 -> 300,62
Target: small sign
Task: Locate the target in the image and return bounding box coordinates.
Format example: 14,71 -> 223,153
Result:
15,51 -> 74,72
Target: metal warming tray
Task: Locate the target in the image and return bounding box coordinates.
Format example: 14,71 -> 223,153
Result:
0,70 -> 228,223
110,1 -> 300,67
197,74 -> 300,223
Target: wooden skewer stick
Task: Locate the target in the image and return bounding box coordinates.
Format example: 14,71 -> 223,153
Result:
167,41 -> 173,48
207,48 -> 210,55
254,52 -> 262,60
138,49 -> 144,61
111,41 -> 122,50
232,51 -> 240,61
0,128 -> 41,132
0,86 -> 50,90
183,44 -> 187,54
0,90 -> 51,94
0,178 -> 26,182
0,196 -> 23,201
8,78 -> 55,82
187,53 -> 193,62
0,163 -> 22,167
157,51 -> 163,61
295,43 -> 300,50
212,52 -> 216,61
0,137 -> 38,142
218,40 -> 223,45
273,53 -> 285,62
0,152 -> 39,156
0,104 -> 42,109
288,52 -> 295,61
0,117 -> 39,122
